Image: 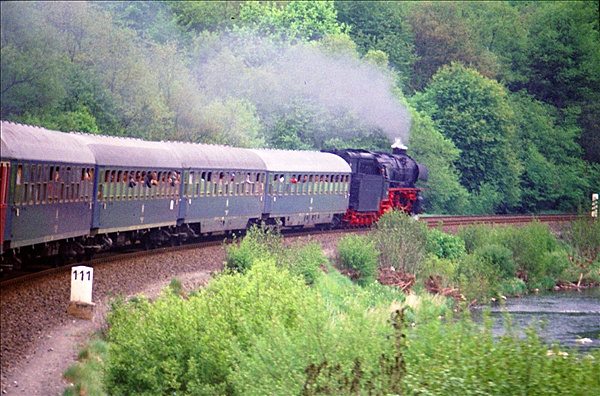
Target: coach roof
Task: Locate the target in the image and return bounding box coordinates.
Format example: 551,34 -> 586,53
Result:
164,141 -> 266,170
72,133 -> 182,169
0,121 -> 96,164
249,149 -> 351,173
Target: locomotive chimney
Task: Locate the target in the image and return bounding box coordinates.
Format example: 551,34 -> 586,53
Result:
391,137 -> 407,155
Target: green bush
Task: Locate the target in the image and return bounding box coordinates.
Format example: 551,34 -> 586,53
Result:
89,247 -> 600,395
373,210 -> 428,276
419,254 -> 457,289
225,223 -> 283,272
505,222 -> 558,287
543,249 -> 571,280
337,234 -> 379,286
282,240 -> 326,285
426,228 -> 466,260
498,277 -> 528,297
454,253 -> 499,302
456,223 -> 503,254
559,217 -> 600,277
474,243 -> 515,279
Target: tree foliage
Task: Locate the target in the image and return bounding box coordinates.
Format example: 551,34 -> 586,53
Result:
413,63 -> 522,212
1,1 -> 598,214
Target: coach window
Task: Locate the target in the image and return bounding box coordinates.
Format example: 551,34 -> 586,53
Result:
32,164 -> 40,204
110,170 -> 117,201
256,172 -> 262,195
331,175 -> 336,194
203,172 -> 210,196
63,166 -> 70,203
80,168 -> 87,202
163,171 -> 170,199
183,171 -> 190,198
258,173 -> 264,195
42,165 -> 49,204
58,167 -> 65,204
20,164 -> 29,205
235,172 -> 241,196
23,164 -> 31,205
284,174 -> 291,195
198,171 -> 205,197
102,170 -> 109,201
28,164 -> 36,205
123,169 -> 130,199
126,171 -> 134,200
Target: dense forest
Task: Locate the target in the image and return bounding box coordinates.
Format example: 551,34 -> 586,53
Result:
1,1 -> 598,214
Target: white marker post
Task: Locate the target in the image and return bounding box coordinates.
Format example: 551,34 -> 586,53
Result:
592,194 -> 598,218
67,266 -> 96,320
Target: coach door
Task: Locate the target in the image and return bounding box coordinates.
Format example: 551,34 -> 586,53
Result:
0,162 -> 9,252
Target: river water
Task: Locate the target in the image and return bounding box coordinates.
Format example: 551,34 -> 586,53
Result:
473,287 -> 600,351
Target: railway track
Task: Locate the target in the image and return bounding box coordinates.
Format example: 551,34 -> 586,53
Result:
422,213 -> 580,228
0,214 -> 579,288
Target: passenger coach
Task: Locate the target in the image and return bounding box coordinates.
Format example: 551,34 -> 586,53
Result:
74,133 -> 183,249
1,122 -> 96,264
165,141 -> 267,237
249,149 -> 351,228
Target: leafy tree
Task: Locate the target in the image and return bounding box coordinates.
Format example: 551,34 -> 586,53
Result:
196,98 -> 264,148
412,63 -> 522,213
335,1 -> 417,88
457,1 -> 530,88
1,2 -> 66,118
168,0 -> 241,43
522,2 -> 600,164
236,1 -> 347,44
407,2 -> 497,92
95,1 -> 180,44
509,91 -> 590,212
407,107 -> 470,214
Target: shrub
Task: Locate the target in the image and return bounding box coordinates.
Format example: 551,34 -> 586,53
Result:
505,221 -> 558,286
373,210 -> 428,277
498,277 -> 528,297
403,312 -> 600,395
337,234 -> 379,286
474,243 -> 515,279
426,228 -> 466,260
543,249 -> 571,280
454,253 -> 499,302
225,223 -> 283,272
456,223 -> 504,254
282,240 -> 326,285
559,216 -> 600,277
419,253 -> 457,290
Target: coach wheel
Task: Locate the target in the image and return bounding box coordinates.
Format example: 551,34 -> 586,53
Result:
141,234 -> 153,250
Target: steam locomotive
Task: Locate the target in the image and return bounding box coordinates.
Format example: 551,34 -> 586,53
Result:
0,121 -> 426,270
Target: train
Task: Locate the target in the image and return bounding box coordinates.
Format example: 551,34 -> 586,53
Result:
0,121 -> 427,271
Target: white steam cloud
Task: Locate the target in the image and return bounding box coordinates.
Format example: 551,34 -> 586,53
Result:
194,34 -> 411,144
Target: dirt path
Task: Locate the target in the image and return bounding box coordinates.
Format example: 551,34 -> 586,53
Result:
1,319 -> 99,395
1,271 -> 212,395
